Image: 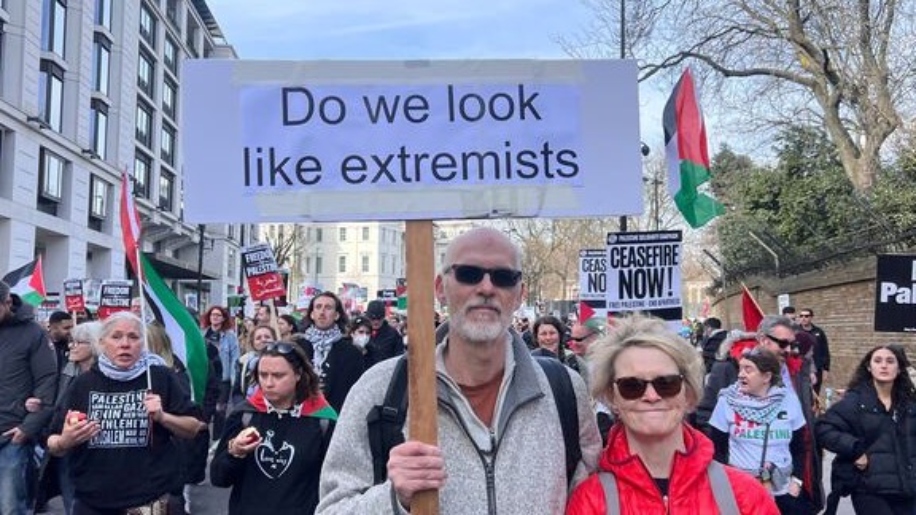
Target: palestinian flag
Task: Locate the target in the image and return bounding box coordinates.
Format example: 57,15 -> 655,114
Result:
663,68 -> 726,228
137,255 -> 209,402
2,257 -> 46,306
120,172 -> 208,401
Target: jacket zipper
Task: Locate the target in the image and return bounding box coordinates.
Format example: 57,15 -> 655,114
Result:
439,402 -> 502,514
484,431 -> 498,514
663,495 -> 669,514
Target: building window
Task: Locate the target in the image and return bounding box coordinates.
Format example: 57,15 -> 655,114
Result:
137,50 -> 155,98
158,169 -> 174,211
39,148 -> 64,201
362,226 -> 369,241
185,15 -> 198,56
163,36 -> 178,76
315,256 -> 323,275
90,99 -> 108,159
95,0 -> 111,30
0,23 -> 5,86
228,247 -> 237,278
338,255 -> 347,273
135,100 -> 152,148
165,0 -> 179,29
139,2 -> 156,48
315,228 -> 323,242
133,150 -> 151,199
160,124 -> 175,166
41,0 -> 66,57
339,227 -> 347,242
89,175 -> 109,219
162,78 -> 176,119
92,34 -> 110,96
361,254 -> 370,273
38,60 -> 63,131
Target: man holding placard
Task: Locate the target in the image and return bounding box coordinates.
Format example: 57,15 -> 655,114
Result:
317,228 -> 601,514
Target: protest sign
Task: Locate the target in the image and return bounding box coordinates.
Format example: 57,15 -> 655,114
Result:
98,280 -> 133,320
242,244 -> 286,301
606,231 -> 683,321
64,278 -> 85,313
578,249 -> 608,319
182,59 -> 642,223
874,254 -> 916,332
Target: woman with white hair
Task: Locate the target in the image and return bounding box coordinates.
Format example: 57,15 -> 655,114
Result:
45,312 -> 202,514
567,313 -> 777,514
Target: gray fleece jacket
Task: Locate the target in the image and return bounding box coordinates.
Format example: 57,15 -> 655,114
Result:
316,333 -> 601,515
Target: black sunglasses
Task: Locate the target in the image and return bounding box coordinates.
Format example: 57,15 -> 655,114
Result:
447,264 -> 522,288
261,342 -> 305,364
568,332 -> 596,343
614,374 -> 684,400
765,334 -> 796,349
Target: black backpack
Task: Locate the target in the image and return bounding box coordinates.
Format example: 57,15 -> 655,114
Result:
366,355 -> 581,486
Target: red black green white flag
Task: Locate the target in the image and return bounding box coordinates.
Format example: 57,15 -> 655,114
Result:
2,257 -> 46,306
663,68 -> 725,228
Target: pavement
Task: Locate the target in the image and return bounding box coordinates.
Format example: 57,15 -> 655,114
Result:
44,453 -> 854,514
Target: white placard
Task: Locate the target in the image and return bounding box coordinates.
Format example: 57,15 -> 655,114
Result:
606,231 -> 683,320
182,59 -> 643,222
578,249 -> 607,302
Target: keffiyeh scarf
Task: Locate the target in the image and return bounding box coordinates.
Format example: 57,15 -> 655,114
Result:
721,383 -> 787,425
304,325 -> 343,371
98,351 -> 167,382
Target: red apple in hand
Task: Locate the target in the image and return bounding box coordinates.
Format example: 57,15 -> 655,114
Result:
67,411 -> 87,427
238,427 -> 260,444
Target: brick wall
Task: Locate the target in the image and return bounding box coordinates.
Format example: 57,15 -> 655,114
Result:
712,255 -> 916,390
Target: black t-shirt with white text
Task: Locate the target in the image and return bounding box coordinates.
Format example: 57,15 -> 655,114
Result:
57,365 -> 195,509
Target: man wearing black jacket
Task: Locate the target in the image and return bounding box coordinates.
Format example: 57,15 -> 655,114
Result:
363,300 -> 404,369
0,280 -> 57,514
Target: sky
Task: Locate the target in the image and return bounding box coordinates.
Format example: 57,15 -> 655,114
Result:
205,0 -> 669,149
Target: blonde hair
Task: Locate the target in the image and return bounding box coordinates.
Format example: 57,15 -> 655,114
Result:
589,313 -> 704,409
146,323 -> 176,369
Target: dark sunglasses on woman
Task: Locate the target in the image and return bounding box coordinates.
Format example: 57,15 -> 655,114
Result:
614,374 -> 684,400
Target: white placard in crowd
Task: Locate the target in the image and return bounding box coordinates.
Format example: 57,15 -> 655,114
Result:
606,231 -> 683,321
578,249 -> 607,302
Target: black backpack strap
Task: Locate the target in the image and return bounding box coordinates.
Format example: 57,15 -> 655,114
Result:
367,355 -> 409,484
534,356 -> 581,485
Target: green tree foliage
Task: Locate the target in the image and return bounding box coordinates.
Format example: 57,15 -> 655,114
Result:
713,125 -> 916,279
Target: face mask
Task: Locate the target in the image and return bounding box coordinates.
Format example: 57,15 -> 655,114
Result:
353,334 -> 370,348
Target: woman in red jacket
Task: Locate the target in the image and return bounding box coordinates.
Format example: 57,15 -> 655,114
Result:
567,314 -> 778,514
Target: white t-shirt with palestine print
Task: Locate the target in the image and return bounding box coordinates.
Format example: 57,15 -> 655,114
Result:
710,388 -> 806,495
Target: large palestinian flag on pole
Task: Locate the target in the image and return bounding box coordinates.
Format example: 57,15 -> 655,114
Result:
663,68 -> 726,229
120,172 -> 208,401
2,257 -> 46,306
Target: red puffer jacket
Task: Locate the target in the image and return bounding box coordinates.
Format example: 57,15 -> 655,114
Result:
567,423 -> 778,514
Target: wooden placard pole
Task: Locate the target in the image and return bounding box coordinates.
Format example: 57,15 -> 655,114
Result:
405,220 -> 439,514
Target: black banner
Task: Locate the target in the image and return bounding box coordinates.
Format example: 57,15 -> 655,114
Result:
874,254 -> 916,332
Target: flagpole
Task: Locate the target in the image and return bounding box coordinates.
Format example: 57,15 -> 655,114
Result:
137,245 -> 152,391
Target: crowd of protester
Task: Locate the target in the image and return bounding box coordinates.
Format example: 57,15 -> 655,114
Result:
3,230 -> 914,515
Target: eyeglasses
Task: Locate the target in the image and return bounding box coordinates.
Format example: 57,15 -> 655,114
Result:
798,314 -> 812,318
568,332 -> 596,343
69,340 -> 91,346
614,374 -> 684,400
765,334 -> 796,349
447,264 -> 522,288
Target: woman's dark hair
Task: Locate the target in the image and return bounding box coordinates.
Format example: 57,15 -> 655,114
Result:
533,316 -> 565,346
849,345 -> 916,404
305,292 -> 349,331
257,341 -> 320,403
278,314 -> 299,334
740,348 -> 783,387
349,316 -> 371,335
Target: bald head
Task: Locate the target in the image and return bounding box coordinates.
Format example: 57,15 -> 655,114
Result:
442,227 -> 521,273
